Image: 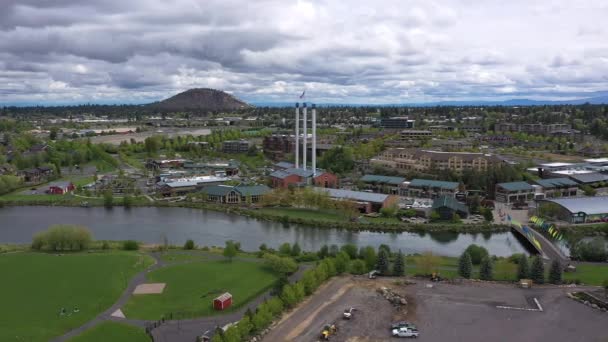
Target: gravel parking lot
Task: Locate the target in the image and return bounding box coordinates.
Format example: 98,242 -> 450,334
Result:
265,276 -> 607,342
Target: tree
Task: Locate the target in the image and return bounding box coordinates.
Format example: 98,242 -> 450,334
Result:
237,315 -> 253,339
49,127 -> 59,140
318,245 -> 329,258
263,254 -> 298,275
603,279 -> 608,299
223,240 -> 238,262
103,190 -> 113,208
482,207 -> 494,222
393,250 -> 405,276
122,194 -> 133,208
376,249 -> 389,275
464,244 -> 489,265
223,326 -> 240,342
329,244 -> 339,257
301,269 -> 319,295
349,259 -> 367,274
184,239 -> 195,250
335,251 -> 351,274
340,243 -> 358,259
416,252 -> 441,275
361,246 -> 377,271
458,252 -> 472,279
479,256 -> 493,280
280,284 -> 297,308
530,256 -> 545,284
548,260 -> 562,285
318,146 -> 355,174
291,243 -> 301,256
279,242 -> 292,255
517,255 -> 530,280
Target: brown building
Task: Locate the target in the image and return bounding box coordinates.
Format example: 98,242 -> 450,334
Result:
269,168 -> 338,189
263,134 -> 294,160
371,148 -> 501,174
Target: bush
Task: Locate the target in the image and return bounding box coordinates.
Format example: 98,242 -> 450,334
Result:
291,243 -> 301,256
458,252 -> 473,279
122,240 -> 140,250
530,256 -> 545,284
570,238 -> 607,262
517,255 -> 529,280
184,239 -> 195,250
509,253 -> 526,264
393,250 -> 405,276
548,260 -> 562,285
279,242 -> 292,256
349,259 -> 367,274
376,249 -> 389,275
340,244 -> 358,259
464,244 -> 489,265
263,253 -> 298,275
123,195 -> 133,208
31,224 -> 92,251
103,190 -> 113,208
223,240 -> 238,261
101,241 -> 110,250
479,256 -> 493,280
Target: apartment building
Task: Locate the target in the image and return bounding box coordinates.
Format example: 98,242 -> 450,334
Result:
494,122 -> 571,134
222,139 -> 251,154
371,148 -> 501,173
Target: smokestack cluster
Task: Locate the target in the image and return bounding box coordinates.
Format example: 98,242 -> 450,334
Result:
294,102 -> 317,175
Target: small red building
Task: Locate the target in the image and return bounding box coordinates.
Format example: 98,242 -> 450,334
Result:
47,181 -> 75,195
269,167 -> 338,189
213,292 -> 232,310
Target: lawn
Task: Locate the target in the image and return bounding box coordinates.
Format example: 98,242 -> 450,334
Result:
564,264 -> 608,286
122,260 -> 278,320
259,207 -> 349,222
0,252 -> 153,342
160,251 -> 210,263
68,321 -> 150,342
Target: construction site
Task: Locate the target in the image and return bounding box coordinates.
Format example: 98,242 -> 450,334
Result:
262,276 -> 607,342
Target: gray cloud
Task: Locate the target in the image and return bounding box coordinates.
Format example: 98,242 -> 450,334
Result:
0,0 -> 607,105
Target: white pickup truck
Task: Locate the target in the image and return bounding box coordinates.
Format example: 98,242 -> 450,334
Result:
391,327 -> 419,338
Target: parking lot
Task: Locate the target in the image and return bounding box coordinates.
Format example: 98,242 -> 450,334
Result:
264,276 -> 607,342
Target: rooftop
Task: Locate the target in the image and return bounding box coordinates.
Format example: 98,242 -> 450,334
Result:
432,195 -> 469,213
496,181 -> 534,192
360,174 -> 406,185
314,187 -> 391,203
534,178 -> 578,189
567,173 -> 608,184
408,178 -> 459,190
544,196 -> 608,215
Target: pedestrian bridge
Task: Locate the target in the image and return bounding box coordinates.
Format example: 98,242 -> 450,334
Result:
506,214 -> 568,264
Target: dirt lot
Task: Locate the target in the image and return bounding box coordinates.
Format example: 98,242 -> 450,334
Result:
264,276 -> 608,342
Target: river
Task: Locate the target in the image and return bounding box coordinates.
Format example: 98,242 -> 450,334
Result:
0,206 -> 531,257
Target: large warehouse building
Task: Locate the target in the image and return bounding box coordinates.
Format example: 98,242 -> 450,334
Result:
537,196 -> 608,224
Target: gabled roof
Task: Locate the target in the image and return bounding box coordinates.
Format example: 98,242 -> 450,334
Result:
314,187 -> 390,203
269,170 -> 292,179
49,181 -> 72,188
360,174 -> 405,185
270,167 -> 327,179
275,161 -> 295,169
568,173 -> 608,184
496,181 -> 534,192
409,179 -> 459,190
432,195 -> 469,213
534,178 -> 578,189
202,185 -> 237,196
236,185 -> 271,196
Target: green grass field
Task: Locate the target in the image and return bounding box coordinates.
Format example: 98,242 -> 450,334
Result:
68,321 -> 150,342
122,260 -> 278,320
0,252 -> 153,342
564,264 -> 608,285
259,207 -> 349,222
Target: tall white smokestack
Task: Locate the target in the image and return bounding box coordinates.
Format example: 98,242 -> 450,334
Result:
294,103 -> 299,169
303,103 -> 307,170
312,104 -> 317,176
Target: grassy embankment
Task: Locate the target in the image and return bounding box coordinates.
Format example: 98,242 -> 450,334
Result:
68,321 -> 150,342
0,251 -> 153,342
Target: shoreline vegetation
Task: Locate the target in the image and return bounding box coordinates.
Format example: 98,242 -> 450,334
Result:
1,195 -> 608,235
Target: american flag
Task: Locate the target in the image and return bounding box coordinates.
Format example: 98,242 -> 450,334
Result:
299,91 -> 305,99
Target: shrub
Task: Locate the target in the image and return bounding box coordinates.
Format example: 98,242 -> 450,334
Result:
361,246 -> 377,271
122,195 -> 133,208
376,249 -> 389,275
548,260 -> 562,285
103,190 -> 113,208
184,239 -> 195,250
122,240 -> 140,250
509,253 -> 526,264
517,255 -> 529,280
349,259 -> 367,274
479,256 -> 493,280
278,242 -> 292,255
416,251 -> 441,275
263,253 -> 298,275
340,243 -> 358,259
317,245 -> 329,258
530,256 -> 545,284
464,244 -> 489,265
393,250 -> 405,276
101,241 -> 110,250
31,224 -> 92,251
223,240 -> 238,261
291,243 -> 301,256
570,238 -> 607,262
458,252 -> 472,279
335,251 -> 351,274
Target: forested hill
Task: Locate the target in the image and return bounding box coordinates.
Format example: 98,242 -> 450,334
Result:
148,88 -> 250,112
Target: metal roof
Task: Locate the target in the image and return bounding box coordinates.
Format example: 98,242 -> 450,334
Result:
408,179 -> 459,190
236,185 -> 271,196
544,196 -> 608,215
432,196 -> 469,213
314,187 -> 390,203
568,173 -> 608,184
360,174 -> 405,185
534,178 -> 578,189
275,161 -> 295,169
496,181 -> 534,192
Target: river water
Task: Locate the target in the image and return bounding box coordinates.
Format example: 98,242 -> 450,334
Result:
0,206 -> 531,257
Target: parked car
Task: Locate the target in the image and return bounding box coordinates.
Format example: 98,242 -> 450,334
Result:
391,321 -> 418,331
392,327 -> 419,338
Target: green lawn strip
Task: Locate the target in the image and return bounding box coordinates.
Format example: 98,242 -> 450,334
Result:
259,207 -> 349,222
122,260 -> 278,320
160,251 -> 209,263
67,321 -> 150,342
564,264 -> 608,286
0,252 -> 153,342
362,216 -> 402,224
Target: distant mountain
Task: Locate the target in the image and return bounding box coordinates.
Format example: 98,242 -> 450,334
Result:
149,88 -> 251,112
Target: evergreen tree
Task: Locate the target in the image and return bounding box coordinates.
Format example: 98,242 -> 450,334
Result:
517,255 -> 529,280
393,250 -> 405,276
479,256 -> 493,281
530,256 -> 545,284
376,249 -> 389,275
458,252 -> 473,279
291,243 -> 301,256
548,260 -> 562,285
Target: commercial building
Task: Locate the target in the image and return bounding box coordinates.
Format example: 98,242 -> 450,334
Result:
201,184 -> 271,204
156,175 -> 229,197
359,174 -> 405,194
495,181 -> 535,203
17,166 -> 54,183
269,168 -> 338,189
47,181 -> 75,195
532,178 -> 579,199
432,196 -> 469,219
380,117 -> 415,129
182,161 -> 239,176
538,196 -> 608,224
371,148 -> 501,174
314,187 -> 398,214
494,122 -> 571,134
263,134 -> 294,160
405,179 -> 459,199
399,130 -> 433,141
221,139 -> 250,154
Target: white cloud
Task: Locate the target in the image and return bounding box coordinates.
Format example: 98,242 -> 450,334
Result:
0,0 -> 607,105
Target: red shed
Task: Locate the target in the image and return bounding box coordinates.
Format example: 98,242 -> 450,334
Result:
213,292 -> 232,310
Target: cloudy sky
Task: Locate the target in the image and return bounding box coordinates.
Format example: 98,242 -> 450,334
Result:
1,0 -> 607,105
